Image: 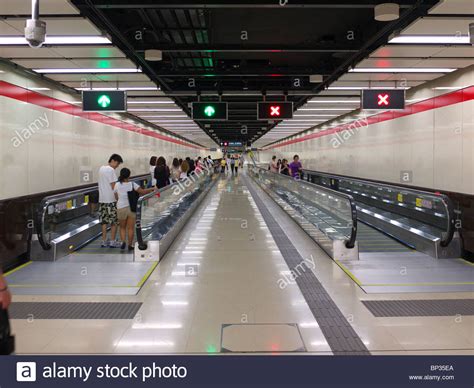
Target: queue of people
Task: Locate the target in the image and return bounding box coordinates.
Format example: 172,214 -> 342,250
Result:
269,154 -> 303,179
99,153 -> 214,251
219,154 -> 242,175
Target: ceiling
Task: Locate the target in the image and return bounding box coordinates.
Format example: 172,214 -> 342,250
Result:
1,0 -> 472,148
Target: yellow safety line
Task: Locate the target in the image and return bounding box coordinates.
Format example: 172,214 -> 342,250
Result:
335,260 -> 474,288
364,282 -> 474,287
459,259 -> 474,267
8,284 -> 137,288
136,261 -> 159,288
334,260 -> 363,287
4,261 -> 32,277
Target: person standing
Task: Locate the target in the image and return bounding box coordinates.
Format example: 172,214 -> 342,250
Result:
234,156 -> 240,175
170,158 -> 181,182
289,154 -> 303,179
98,154 -> 123,248
280,159 -> 290,176
114,168 -> 154,251
220,157 -> 226,174
269,155 -> 278,173
0,271 -> 11,309
154,156 -> 170,189
230,156 -> 236,175
148,156 -> 157,187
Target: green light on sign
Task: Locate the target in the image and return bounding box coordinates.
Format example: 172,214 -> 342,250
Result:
97,94 -> 111,108
204,105 -> 216,117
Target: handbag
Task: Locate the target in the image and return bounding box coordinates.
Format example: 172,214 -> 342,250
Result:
0,309 -> 15,355
127,184 -> 140,213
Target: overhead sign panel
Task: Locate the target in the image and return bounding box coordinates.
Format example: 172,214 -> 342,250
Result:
192,102 -> 228,120
258,102 -> 293,120
82,91 -> 127,112
362,89 -> 405,110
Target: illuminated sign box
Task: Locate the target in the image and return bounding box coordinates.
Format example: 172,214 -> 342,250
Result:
258,102 -> 293,120
82,91 -> 127,112
362,89 -> 405,110
192,102 -> 228,120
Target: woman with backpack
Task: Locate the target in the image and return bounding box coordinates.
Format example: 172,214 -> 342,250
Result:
114,168 -> 155,251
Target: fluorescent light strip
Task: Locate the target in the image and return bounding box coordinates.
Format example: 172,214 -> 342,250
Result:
76,87 -> 159,91
294,114 -> 342,117
308,99 -> 360,104
127,100 -> 175,104
350,67 -> 456,73
0,36 -> 112,45
299,108 -> 357,111
128,108 -> 182,112
141,115 -> 188,118
328,86 -> 409,90
389,35 -> 470,44
35,68 -> 142,74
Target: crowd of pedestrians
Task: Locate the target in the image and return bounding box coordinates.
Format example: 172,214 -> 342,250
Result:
98,153 -> 214,251
269,154 -> 303,178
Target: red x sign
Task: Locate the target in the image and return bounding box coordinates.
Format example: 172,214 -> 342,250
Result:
270,105 -> 281,116
377,93 -> 389,106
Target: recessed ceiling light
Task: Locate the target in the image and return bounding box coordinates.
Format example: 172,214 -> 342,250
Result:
350,67 -> 456,73
0,36 -> 112,45
36,68 -> 141,74
389,35 -> 470,44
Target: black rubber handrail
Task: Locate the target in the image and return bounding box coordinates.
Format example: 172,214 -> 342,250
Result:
36,174 -> 150,250
302,168 -> 456,247
248,161 -> 358,249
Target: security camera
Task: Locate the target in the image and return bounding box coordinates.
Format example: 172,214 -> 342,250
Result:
25,19 -> 46,48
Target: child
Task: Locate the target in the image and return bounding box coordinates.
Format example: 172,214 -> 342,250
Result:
114,168 -> 155,251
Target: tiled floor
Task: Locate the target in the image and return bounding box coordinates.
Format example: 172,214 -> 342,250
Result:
9,171 -> 474,355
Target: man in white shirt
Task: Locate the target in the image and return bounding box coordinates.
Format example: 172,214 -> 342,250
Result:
98,154 -> 123,247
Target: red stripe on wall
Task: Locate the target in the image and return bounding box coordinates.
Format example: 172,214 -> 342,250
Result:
0,80 -> 203,150
265,86 -> 474,149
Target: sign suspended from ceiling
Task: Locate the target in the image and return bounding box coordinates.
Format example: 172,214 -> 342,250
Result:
257,102 -> 294,120
192,102 -> 228,120
82,91 -> 127,112
361,89 -> 405,110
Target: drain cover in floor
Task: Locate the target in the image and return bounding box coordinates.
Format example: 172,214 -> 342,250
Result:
221,324 -> 306,353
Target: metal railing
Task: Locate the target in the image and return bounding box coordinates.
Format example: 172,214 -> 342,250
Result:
302,169 -> 456,247
136,162 -> 218,250
36,174 -> 149,250
248,163 -> 358,249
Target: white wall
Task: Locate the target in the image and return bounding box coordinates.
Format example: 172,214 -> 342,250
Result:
263,66 -> 474,195
0,64 -> 205,200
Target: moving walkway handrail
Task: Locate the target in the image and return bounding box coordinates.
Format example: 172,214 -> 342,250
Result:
136,162 -> 218,250
302,168 -> 456,247
36,174 -> 150,250
135,180 -> 179,250
249,164 -> 358,249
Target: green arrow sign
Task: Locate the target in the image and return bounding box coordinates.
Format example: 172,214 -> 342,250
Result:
97,94 -> 111,108
204,105 -> 216,117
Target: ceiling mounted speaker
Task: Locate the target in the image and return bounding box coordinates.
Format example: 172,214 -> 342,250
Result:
145,49 -> 162,61
374,3 -> 400,21
310,74 -> 323,83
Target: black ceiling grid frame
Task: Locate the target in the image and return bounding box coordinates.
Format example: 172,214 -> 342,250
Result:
72,0 -> 440,145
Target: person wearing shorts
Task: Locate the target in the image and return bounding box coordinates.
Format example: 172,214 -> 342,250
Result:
114,168 -> 154,251
98,154 -> 123,247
